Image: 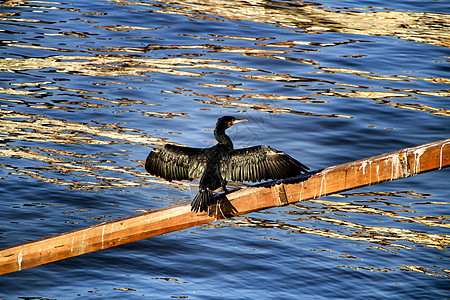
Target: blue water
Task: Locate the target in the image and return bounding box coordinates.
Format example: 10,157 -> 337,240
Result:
0,0 -> 449,298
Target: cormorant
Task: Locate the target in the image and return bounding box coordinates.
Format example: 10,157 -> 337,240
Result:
145,116 -> 309,212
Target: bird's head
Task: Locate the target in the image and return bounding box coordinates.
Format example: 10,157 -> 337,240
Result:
217,116 -> 248,129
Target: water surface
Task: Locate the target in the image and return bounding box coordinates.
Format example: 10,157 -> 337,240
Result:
0,0 -> 449,298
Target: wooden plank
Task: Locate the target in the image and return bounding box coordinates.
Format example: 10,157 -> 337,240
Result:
0,139 -> 449,275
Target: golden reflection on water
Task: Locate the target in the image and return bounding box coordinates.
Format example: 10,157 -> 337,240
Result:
1,38 -> 448,117
1,0 -> 449,120
101,0 -> 450,47
0,0 -> 448,283
211,194 -> 449,278
1,52 -> 448,116
0,108 -> 192,191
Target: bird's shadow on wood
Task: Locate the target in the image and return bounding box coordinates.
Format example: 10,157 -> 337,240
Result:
281,169 -> 322,184
252,169 -> 321,188
208,192 -> 238,219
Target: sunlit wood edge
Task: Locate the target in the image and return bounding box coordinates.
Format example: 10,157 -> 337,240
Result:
0,139 -> 448,276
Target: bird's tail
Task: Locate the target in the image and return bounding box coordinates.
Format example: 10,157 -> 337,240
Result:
191,189 -> 214,213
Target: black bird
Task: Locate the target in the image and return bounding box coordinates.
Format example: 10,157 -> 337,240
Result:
145,116 -> 309,212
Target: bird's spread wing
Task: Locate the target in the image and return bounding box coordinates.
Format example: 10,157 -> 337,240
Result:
145,144 -> 207,181
221,145 -> 309,182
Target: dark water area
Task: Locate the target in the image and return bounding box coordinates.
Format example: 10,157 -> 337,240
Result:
0,0 -> 449,298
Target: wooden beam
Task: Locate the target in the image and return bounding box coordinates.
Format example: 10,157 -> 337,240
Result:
1,139 -> 449,275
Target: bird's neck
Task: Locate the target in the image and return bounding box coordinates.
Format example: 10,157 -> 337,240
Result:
214,127 -> 233,147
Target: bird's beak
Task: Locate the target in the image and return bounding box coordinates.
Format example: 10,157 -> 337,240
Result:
234,118 -> 248,124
